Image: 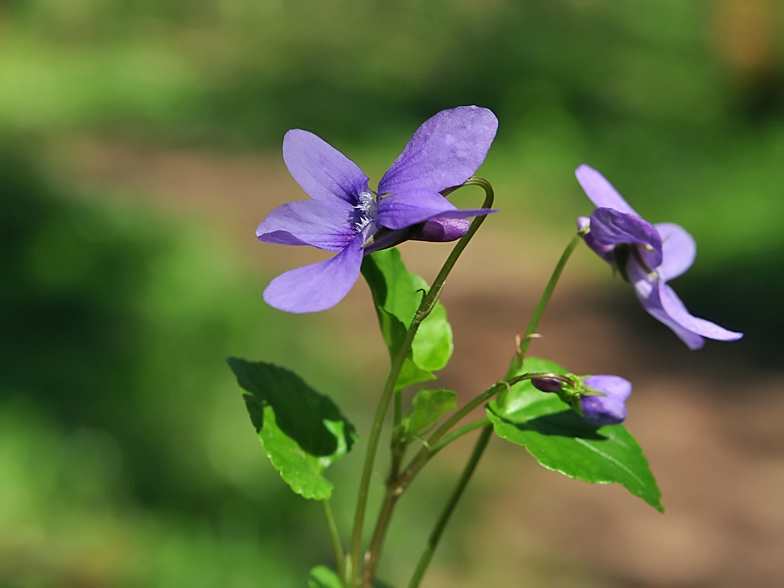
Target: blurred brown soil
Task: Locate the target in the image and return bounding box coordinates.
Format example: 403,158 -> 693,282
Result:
57,139 -> 784,588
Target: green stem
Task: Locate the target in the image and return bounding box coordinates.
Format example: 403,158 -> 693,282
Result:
349,177 -> 495,587
402,231 -> 586,588
321,499 -> 346,584
407,425 -> 493,588
516,232 -> 584,362
428,417 -> 490,455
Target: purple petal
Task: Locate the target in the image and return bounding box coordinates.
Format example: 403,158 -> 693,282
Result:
628,262 -> 743,349
590,208 -> 663,269
580,394 -> 627,427
378,106 -> 498,196
283,129 -> 370,205
263,237 -> 364,313
256,200 -> 356,252
584,375 -> 632,401
575,165 -> 639,216
580,216 -> 615,265
412,217 -> 472,242
656,222 -> 696,281
376,189 -> 496,230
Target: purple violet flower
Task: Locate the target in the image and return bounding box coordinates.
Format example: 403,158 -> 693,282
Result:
575,164 -> 743,350
580,375 -> 631,427
257,106 -> 498,313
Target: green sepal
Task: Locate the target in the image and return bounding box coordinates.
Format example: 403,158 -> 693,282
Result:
308,566 -> 342,588
488,357 -> 663,511
361,248 -> 453,390
400,388 -> 458,438
228,358 -> 357,500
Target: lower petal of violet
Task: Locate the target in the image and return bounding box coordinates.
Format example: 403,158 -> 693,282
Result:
629,262 -> 742,349
263,237 -> 365,313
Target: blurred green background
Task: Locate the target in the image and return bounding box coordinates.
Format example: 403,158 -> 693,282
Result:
2,1 -> 782,587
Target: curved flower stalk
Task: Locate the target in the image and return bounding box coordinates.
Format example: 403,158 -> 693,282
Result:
256,106 -> 498,313
575,164 -> 742,349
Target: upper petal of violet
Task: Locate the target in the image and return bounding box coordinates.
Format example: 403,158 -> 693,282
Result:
378,106 -> 498,196
575,164 -> 639,216
584,375 -> 632,402
283,129 -> 370,205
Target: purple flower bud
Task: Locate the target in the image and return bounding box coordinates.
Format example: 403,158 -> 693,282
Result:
412,217 -> 472,242
531,377 -> 564,393
580,375 -> 632,427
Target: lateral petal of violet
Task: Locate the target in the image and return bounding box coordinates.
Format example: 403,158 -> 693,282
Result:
656,222 -> 697,282
283,129 -> 370,205
575,164 -> 639,216
256,199 -> 357,252
263,237 -> 364,313
376,189 -> 497,230
590,208 -> 663,268
378,106 -> 498,196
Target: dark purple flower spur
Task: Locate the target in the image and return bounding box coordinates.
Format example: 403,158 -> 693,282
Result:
257,106 -> 498,313
575,164 -> 742,349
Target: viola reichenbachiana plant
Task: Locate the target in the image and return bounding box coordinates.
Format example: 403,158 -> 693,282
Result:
227,106 -> 743,588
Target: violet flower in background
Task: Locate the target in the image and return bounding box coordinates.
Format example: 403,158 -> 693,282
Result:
580,375 -> 631,427
256,106 -> 498,313
575,164 -> 742,350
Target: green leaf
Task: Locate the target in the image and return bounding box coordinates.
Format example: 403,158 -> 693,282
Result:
228,358 -> 357,500
487,357 -> 663,511
401,389 -> 457,437
361,248 -> 453,390
308,566 -> 343,588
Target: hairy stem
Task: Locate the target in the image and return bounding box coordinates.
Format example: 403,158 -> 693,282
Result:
350,177 -> 494,587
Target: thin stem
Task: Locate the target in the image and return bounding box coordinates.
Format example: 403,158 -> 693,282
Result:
429,417 -> 490,455
407,425 -> 493,588
321,499 -> 346,583
517,232 -> 584,360
361,490 -> 400,586
349,177 -> 494,587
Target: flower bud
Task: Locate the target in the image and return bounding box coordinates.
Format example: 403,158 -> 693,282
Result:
531,377 -> 564,393
579,375 -> 632,427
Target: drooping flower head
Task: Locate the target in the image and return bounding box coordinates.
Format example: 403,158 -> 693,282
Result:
257,106 -> 498,313
531,373 -> 631,427
575,164 -> 742,350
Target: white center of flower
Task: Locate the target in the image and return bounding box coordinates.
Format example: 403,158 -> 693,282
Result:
355,191 -> 377,232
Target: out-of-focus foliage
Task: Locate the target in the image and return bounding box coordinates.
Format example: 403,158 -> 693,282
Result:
0,147 -> 356,586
